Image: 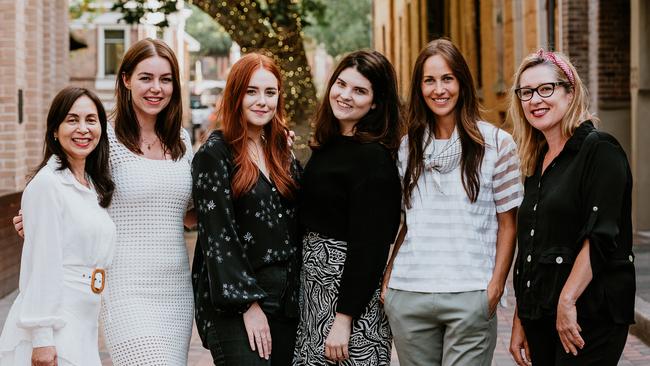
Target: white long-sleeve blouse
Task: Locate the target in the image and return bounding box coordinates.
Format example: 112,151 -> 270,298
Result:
0,156 -> 115,352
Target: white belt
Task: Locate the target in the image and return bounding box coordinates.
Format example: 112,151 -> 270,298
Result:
63,265 -> 106,294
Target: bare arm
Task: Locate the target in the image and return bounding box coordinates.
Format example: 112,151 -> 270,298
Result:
487,208 -> 518,314
380,218 -> 407,303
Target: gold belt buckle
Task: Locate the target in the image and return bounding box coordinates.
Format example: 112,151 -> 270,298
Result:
91,268 -> 106,294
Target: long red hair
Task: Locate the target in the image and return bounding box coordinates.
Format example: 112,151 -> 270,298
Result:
219,53 -> 298,199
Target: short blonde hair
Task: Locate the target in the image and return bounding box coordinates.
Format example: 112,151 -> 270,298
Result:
508,51 -> 594,176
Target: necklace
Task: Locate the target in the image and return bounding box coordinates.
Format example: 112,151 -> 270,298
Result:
248,139 -> 263,164
141,136 -> 159,151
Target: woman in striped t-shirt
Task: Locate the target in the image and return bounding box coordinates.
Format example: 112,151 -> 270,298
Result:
381,38 -> 524,366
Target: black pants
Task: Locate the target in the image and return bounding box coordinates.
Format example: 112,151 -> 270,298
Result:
209,313 -> 298,366
521,316 -> 628,365
209,265 -> 298,365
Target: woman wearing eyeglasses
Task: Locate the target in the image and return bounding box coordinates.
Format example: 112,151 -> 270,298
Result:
508,50 -> 635,366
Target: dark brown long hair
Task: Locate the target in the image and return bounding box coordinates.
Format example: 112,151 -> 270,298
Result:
219,53 -> 298,200
403,39 -> 485,208
311,49 -> 402,154
33,87 -> 114,207
113,38 -> 185,160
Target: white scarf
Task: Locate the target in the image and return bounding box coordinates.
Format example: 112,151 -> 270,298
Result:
423,127 -> 462,192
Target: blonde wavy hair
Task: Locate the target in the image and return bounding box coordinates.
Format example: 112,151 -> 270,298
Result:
508,51 -> 594,176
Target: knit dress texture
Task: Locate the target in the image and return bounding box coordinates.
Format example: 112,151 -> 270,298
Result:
100,125 -> 194,365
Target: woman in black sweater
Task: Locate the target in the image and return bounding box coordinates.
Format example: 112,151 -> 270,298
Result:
292,50 -> 402,365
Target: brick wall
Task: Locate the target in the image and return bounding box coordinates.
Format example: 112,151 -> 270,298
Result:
0,0 -> 69,297
0,192 -> 22,298
561,0 -> 590,88
0,0 -> 68,194
598,0 -> 630,106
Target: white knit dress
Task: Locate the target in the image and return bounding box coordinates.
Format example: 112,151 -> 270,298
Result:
100,125 -> 194,365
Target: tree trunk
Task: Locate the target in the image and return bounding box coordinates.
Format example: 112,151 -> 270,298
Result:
191,0 -> 317,126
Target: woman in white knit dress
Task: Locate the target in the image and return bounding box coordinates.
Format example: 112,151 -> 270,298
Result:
99,38 -> 194,365
12,39 -> 194,365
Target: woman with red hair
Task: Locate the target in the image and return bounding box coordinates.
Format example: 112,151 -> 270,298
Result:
191,53 -> 302,365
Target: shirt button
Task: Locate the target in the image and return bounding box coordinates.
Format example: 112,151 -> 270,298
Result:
538,182 -> 541,188
530,229 -> 535,236
526,280 -> 531,288
593,206 -> 598,212
629,255 -> 634,262
278,213 -> 283,218
533,204 -> 537,211
516,269 -> 519,275
556,256 -> 563,264
272,187 -> 277,192
526,255 -> 532,262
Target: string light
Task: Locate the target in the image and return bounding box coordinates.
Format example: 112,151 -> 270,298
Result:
191,0 -> 318,126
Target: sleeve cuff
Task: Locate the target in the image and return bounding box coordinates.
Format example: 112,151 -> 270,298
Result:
32,327 -> 54,347
335,302 -> 362,318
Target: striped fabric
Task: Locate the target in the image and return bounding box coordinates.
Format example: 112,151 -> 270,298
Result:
389,121 -> 523,293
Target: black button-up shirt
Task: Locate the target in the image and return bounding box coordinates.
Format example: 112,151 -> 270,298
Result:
514,121 -> 635,324
191,131 -> 302,348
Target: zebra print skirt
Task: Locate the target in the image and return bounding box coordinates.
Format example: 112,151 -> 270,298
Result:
292,232 -> 392,366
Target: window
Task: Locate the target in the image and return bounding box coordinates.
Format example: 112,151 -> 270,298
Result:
104,29 -> 125,76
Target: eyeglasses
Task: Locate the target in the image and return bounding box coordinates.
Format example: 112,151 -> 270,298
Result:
515,82 -> 569,101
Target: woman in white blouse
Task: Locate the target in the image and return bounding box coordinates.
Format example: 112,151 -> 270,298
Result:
0,87 -> 116,366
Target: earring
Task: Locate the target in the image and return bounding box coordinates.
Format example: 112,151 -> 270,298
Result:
54,136 -> 58,141
128,90 -> 131,102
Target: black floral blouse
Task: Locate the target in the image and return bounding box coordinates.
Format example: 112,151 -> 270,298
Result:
191,131 -> 302,348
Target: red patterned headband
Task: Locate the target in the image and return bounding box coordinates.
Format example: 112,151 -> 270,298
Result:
537,49 -> 575,85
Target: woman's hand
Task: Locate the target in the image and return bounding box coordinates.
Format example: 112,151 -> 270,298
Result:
325,313 -> 352,362
509,311 -> 531,366
243,302 -> 272,360
32,346 -> 57,366
13,210 -> 24,238
556,298 -> 584,355
183,209 -> 197,230
287,129 -> 296,147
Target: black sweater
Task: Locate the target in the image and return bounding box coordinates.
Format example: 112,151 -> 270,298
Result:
300,135 -> 401,317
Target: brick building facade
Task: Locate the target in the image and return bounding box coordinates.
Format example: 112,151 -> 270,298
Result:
373,0 -> 650,233
0,0 -> 69,298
